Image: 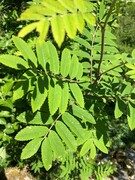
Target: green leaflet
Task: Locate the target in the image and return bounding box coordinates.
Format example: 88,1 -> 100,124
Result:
127,102 -> 135,130
15,126 -> 48,141
99,0 -> 106,21
42,0 -> 67,14
114,98 -> 125,119
72,104 -> 96,124
69,55 -> 79,79
18,22 -> 38,38
20,11 -> 44,20
58,0 -> 76,12
36,19 -> 49,43
62,112 -> 85,140
0,99 -> 13,109
48,130 -> 65,161
69,83 -> 84,108
94,137 -> 108,154
83,13 -> 95,26
36,42 -> 47,71
30,5 -> 56,16
0,55 -> 29,70
63,14 -> 77,39
76,64 -> 83,80
60,48 -> 71,77
44,41 -> 59,74
13,80 -> 29,101
48,79 -> 61,115
90,143 -> 96,159
59,82 -> 69,114
17,111 -> 53,125
72,13 -> 85,32
56,121 -> 77,151
12,36 -> 37,67
74,0 -> 87,12
51,15 -> 65,47
41,138 -> 53,171
75,36 -> 90,49
72,50 -> 90,59
80,139 -> 92,157
132,49 -> 135,58
21,138 -> 43,160
31,76 -> 48,112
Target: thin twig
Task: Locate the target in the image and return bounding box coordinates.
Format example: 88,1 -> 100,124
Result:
90,24 -> 99,84
100,62 -> 126,77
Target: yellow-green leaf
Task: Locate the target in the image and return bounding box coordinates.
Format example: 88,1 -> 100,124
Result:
20,9 -> 45,20
36,19 -> 49,43
63,14 -> 77,39
42,0 -> 67,14
51,15 -> 65,47
83,13 -> 96,26
72,13 -> 85,32
58,0 -> 76,12
0,55 -> 29,70
18,22 -> 38,38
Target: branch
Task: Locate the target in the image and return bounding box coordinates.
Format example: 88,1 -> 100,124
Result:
90,24 -> 99,84
100,62 -> 126,77
96,0 -> 117,81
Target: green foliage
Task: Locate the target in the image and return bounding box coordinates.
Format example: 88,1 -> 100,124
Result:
95,161 -> 117,180
1,0 -> 135,179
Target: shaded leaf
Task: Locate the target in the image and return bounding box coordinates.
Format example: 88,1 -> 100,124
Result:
59,82 -> 69,114
0,55 -> 29,70
56,121 -> 77,151
31,76 -> 48,112
12,36 -> 37,67
72,104 -> 96,124
48,79 -> 61,115
48,130 -> 65,161
62,112 -> 84,139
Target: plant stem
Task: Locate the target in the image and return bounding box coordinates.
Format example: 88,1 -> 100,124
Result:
96,0 -> 117,81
